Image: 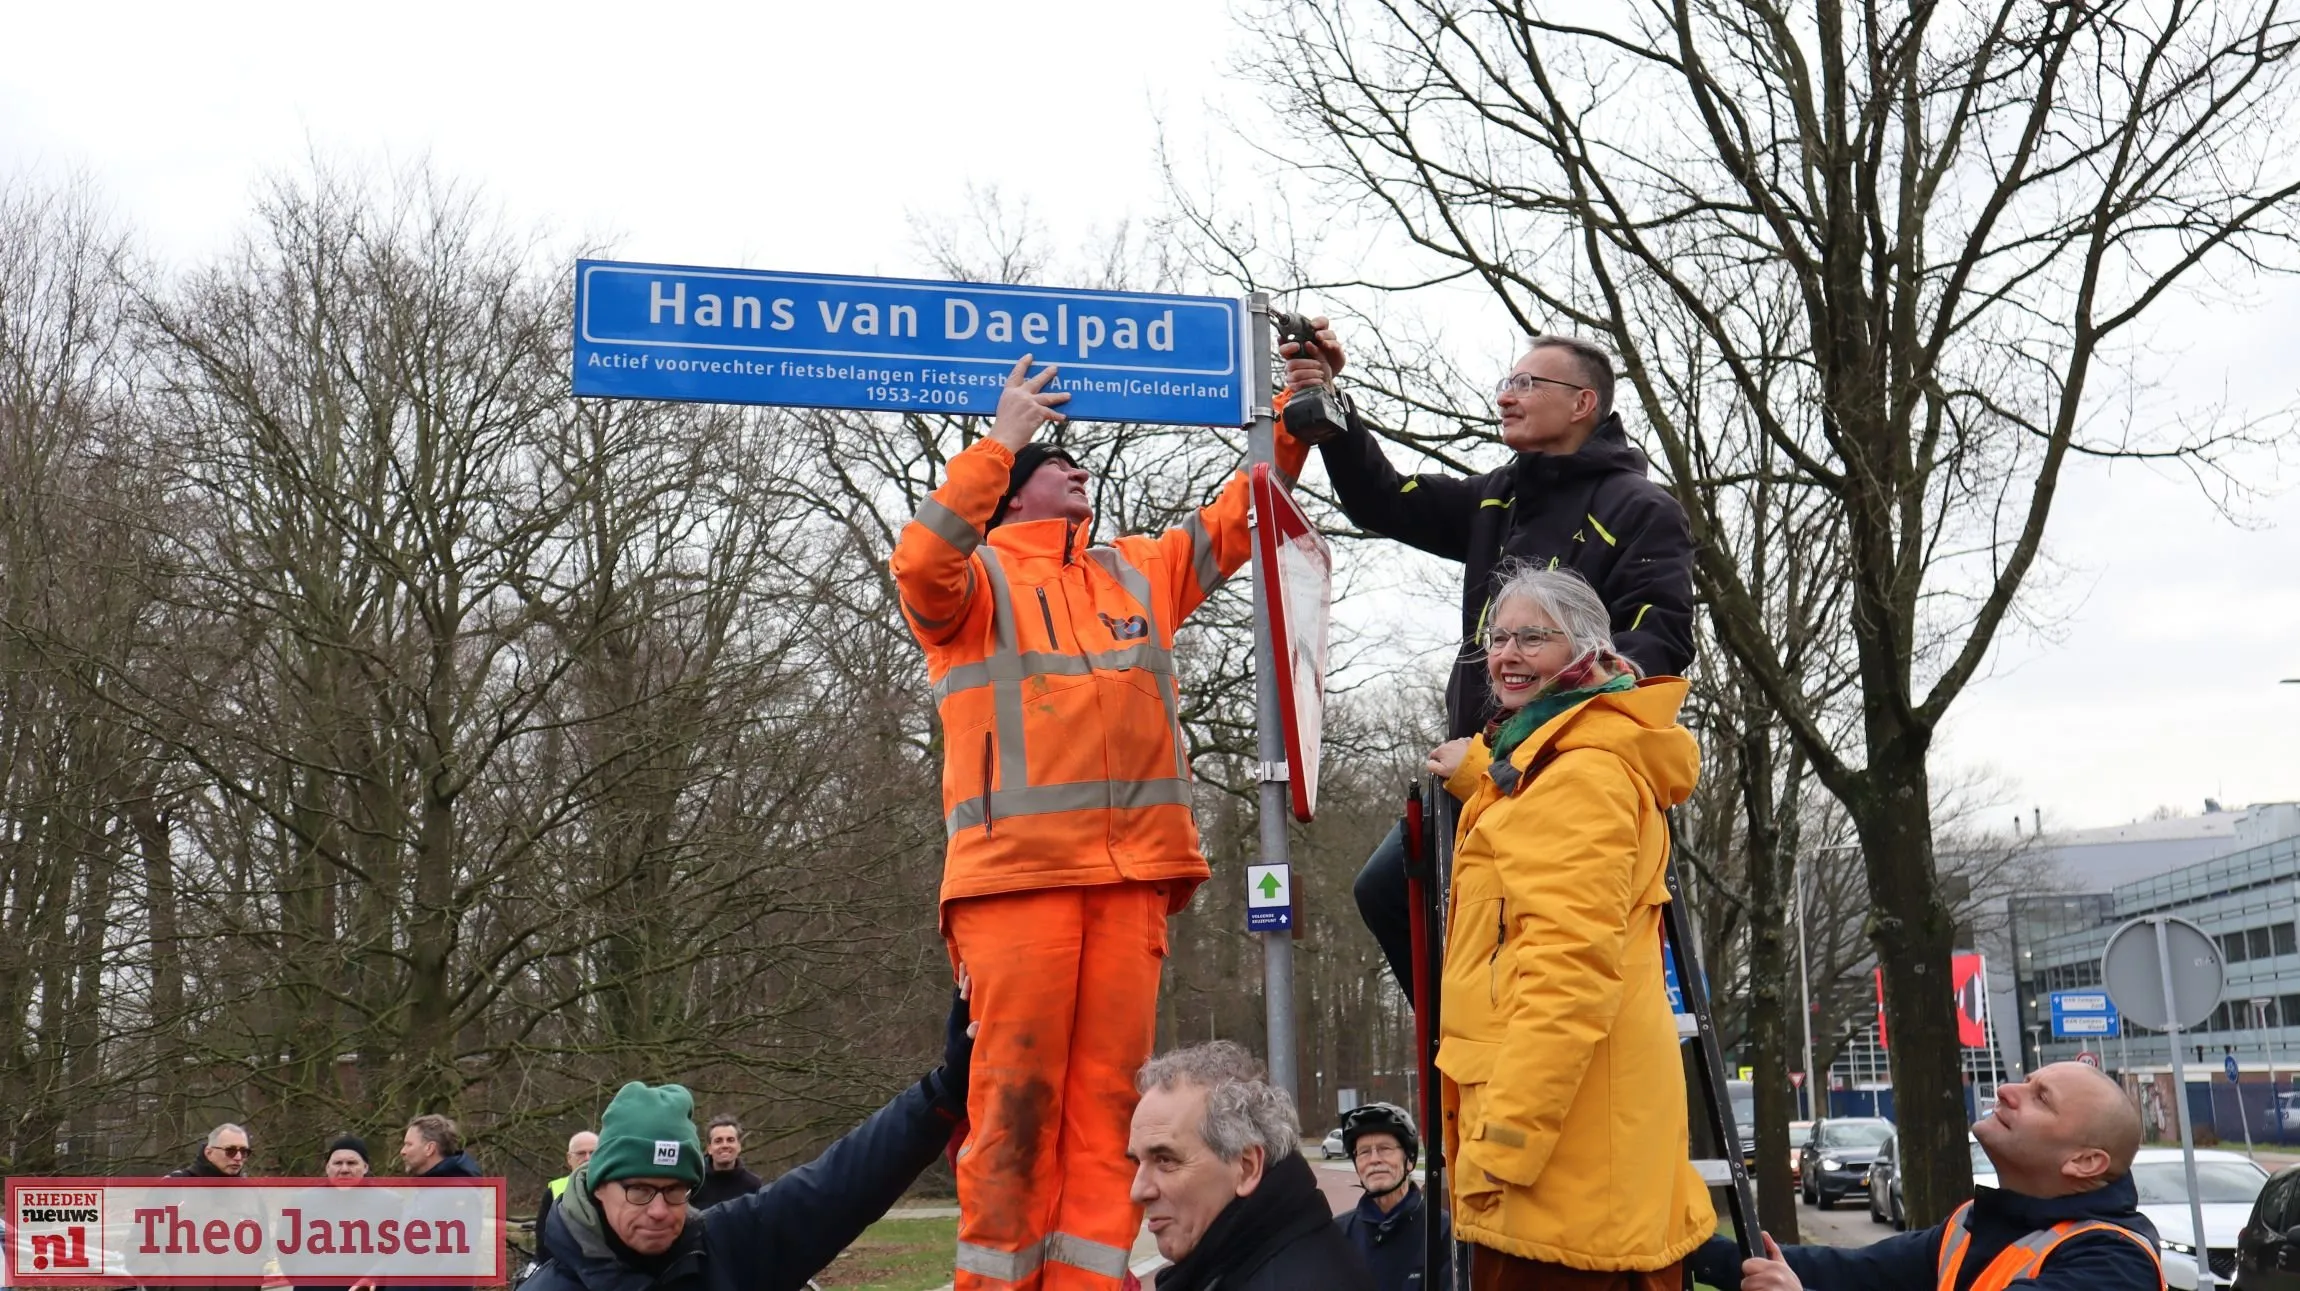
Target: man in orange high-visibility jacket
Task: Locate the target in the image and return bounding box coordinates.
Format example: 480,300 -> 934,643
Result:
892,355 -> 1308,1290
1690,1063 -> 2162,1291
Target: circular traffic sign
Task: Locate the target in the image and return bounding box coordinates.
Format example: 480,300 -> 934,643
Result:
2077,1051 -> 2101,1068
2101,916 -> 2224,1031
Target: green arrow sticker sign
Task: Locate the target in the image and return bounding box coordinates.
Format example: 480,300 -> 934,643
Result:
1245,864 -> 1291,932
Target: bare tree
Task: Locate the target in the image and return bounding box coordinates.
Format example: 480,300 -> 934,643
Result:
1239,0 -> 2300,1221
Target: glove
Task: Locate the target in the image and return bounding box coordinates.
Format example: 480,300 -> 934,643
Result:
930,984 -> 975,1111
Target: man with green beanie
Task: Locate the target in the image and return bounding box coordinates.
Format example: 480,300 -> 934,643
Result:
525,990 -> 973,1291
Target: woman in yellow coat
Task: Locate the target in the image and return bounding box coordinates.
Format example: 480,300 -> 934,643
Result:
1427,565 -> 1714,1290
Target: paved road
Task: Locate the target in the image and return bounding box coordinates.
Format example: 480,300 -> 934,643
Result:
1791,1192 -> 1902,1248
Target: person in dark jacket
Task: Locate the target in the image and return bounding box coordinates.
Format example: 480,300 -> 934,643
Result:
534,1131 -> 597,1261
1127,1041 -> 1374,1291
525,988 -> 974,1291
170,1123 -> 253,1178
164,1124 -> 261,1291
1333,1103 -> 1450,1291
691,1117 -> 765,1210
399,1114 -> 482,1179
294,1136 -> 379,1291
1279,320 -> 1696,997
1693,1063 -> 2164,1291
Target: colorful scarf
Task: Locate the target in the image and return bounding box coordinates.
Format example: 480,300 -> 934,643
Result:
1486,649 -> 1638,772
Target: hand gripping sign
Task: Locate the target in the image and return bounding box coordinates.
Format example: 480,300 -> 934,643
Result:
5,1177 -> 504,1287
1250,463 -> 1330,822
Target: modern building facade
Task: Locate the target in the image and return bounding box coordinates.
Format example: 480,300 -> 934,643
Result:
2017,803 -> 2300,1141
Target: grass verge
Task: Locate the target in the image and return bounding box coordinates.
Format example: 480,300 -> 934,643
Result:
812,1215 -> 959,1290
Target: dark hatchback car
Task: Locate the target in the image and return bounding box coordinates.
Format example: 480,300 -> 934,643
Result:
2238,1161 -> 2300,1288
1800,1117 -> 1894,1209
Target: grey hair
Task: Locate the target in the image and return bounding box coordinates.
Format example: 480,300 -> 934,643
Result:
1136,1041 -> 1301,1165
1488,565 -> 1628,670
1525,334 -> 1616,419
205,1123 -> 249,1149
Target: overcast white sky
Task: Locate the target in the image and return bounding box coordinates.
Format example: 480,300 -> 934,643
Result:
6,0 -> 2294,834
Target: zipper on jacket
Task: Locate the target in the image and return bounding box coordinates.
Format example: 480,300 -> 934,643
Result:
1035,586 -> 1059,648
1490,901 -> 1506,1005
981,731 -> 995,837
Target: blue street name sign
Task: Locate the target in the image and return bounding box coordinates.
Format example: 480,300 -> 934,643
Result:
2049,990 -> 2121,1038
572,259 -> 1249,427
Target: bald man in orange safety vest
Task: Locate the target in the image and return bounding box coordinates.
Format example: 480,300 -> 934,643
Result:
1691,1062 -> 2164,1291
891,355 -> 1307,1290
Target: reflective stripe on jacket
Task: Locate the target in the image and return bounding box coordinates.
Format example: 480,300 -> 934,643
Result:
892,436 -> 1306,909
1935,1199 -> 2166,1291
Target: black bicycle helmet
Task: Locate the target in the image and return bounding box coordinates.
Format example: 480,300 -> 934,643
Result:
1339,1101 -> 1419,1167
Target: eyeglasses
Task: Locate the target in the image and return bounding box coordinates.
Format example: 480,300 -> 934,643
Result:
214,1146 -> 250,1157
1494,372 -> 1588,399
1485,626 -> 1570,653
616,1182 -> 692,1208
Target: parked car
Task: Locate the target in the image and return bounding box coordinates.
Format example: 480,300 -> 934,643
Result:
1322,1127 -> 1347,1159
2236,1159 -> 2300,1289
1730,1079 -> 1759,1167
1868,1133 -> 1996,1229
2130,1148 -> 2267,1290
1800,1117 -> 1894,1209
2276,1091 -> 2300,1136
1789,1120 -> 1815,1186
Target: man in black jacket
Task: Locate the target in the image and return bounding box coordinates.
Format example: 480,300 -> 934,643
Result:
1127,1041 -> 1374,1291
399,1115 -> 482,1180
692,1117 -> 765,1210
1280,320 -> 1697,995
1332,1103 -> 1449,1291
1693,1063 -> 2163,1291
163,1124 -> 260,1291
170,1123 -> 253,1178
525,989 -> 973,1291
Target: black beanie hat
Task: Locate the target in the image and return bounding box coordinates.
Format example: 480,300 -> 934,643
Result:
326,1134 -> 370,1164
993,443 -> 1079,527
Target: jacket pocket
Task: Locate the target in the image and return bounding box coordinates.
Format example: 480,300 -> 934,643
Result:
1435,1035 -> 1499,1086
980,730 -> 995,837
1444,893 -> 1508,1045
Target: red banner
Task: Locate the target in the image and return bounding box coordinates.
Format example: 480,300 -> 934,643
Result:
1874,952 -> 1990,1050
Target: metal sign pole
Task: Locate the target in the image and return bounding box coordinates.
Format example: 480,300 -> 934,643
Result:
1245,292 -> 1297,1104
2154,917 -> 2218,1291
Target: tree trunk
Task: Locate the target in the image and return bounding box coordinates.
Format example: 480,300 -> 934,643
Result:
1738,713 -> 1800,1243
1854,745 -> 1969,1225
130,789 -> 187,1154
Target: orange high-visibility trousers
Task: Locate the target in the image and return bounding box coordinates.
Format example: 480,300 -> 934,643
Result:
945,881 -> 1168,1290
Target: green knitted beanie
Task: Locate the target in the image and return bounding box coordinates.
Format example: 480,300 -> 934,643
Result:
587,1081 -> 705,1192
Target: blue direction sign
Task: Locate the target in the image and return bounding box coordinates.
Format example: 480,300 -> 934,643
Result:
2229,1053 -> 2243,1082
573,259 -> 1249,427
2049,990 -> 2122,1039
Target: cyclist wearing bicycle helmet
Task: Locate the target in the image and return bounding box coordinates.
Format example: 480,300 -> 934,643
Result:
1334,1103 -> 1452,1291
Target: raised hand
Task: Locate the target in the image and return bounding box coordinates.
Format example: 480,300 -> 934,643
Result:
989,354 -> 1070,451
1280,315 -> 1346,394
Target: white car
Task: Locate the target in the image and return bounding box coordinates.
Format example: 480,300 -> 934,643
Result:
2277,1091 -> 2300,1134
1322,1128 -> 1347,1159
2128,1147 -> 2270,1290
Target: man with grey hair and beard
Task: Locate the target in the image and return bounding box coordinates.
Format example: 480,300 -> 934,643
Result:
1126,1041 -> 1374,1291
